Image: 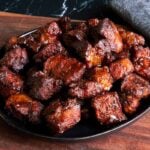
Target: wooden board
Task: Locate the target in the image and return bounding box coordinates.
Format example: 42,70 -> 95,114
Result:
0,12 -> 149,150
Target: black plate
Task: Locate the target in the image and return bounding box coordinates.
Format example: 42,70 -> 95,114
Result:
0,9 -> 150,141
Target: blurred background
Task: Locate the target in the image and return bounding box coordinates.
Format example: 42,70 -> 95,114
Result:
0,0 -> 108,19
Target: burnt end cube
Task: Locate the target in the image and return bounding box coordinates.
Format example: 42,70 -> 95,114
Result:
34,41 -> 67,63
44,21 -> 62,36
86,47 -> 105,68
134,57 -> 150,80
0,46 -> 28,72
133,46 -> 150,60
27,71 -> 63,101
64,33 -> 104,68
43,98 -> 81,134
18,31 -> 42,53
18,21 -> 61,53
92,92 -> 126,125
109,58 -> 134,80
120,93 -> 140,114
117,25 -> 145,49
90,18 -> 123,53
6,94 -> 44,123
133,46 -> 150,80
90,66 -> 113,91
0,66 -> 23,97
121,73 -> 150,99
63,28 -> 105,68
44,54 -> 86,85
40,21 -> 62,46
69,80 -> 102,99
72,41 -> 104,68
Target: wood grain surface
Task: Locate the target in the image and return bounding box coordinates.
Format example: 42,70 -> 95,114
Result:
0,12 -> 149,150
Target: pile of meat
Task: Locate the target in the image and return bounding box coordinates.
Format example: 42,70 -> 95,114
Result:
0,17 -> 150,134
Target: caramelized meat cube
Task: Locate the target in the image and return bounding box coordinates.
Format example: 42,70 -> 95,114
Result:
44,21 -> 62,36
64,33 -> 104,68
110,58 -> 134,80
86,47 -> 105,68
27,71 -> 63,101
117,25 -> 145,49
93,39 -> 112,66
0,46 -> 28,72
63,29 -> 104,67
92,18 -> 123,53
43,98 -> 81,134
133,46 -> 150,59
39,21 -> 62,45
18,31 -> 42,53
121,73 -> 150,99
90,66 -> 113,91
18,21 -> 61,53
134,58 -> 150,80
69,80 -> 102,99
92,92 -> 126,125
94,39 -> 111,54
120,74 -> 148,114
0,66 -> 23,97
44,54 -> 86,85
133,46 -> 150,80
34,41 -> 67,62
63,27 -> 107,67
78,43 -> 104,68
73,41 -> 104,68
120,94 -> 140,114
6,94 -> 44,123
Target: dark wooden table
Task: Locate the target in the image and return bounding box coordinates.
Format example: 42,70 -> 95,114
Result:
0,12 -> 149,150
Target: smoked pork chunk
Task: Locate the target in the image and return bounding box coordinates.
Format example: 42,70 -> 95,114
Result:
69,80 -> 102,99
34,40 -> 67,63
133,46 -> 150,80
92,92 -> 126,125
44,54 -> 86,85
117,25 -> 145,49
89,66 -> 113,91
121,73 -> 150,114
0,66 -> 23,97
90,18 -> 123,53
0,45 -> 28,72
6,94 -> 44,123
43,98 -> 81,134
109,58 -> 134,80
27,71 -> 63,101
